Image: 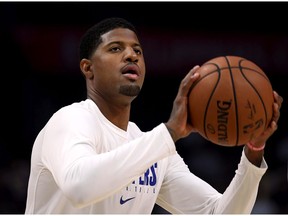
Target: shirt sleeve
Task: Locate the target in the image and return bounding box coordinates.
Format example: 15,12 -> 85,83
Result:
213,149 -> 267,213
42,107 -> 176,208
156,148 -> 267,214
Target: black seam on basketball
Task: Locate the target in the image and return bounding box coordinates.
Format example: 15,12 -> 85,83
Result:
226,56 -> 239,146
189,64 -> 220,92
239,59 -> 268,129
202,63 -> 221,141
239,66 -> 270,82
189,56 -> 271,146
202,66 -> 269,83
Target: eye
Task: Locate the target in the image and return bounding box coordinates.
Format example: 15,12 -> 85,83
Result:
134,48 -> 142,55
110,46 -> 121,52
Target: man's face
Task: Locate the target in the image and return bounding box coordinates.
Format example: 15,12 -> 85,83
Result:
89,28 -> 146,104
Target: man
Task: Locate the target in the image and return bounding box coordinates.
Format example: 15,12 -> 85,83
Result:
25,17 -> 282,214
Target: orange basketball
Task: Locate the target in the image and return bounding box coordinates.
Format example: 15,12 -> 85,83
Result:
188,56 -> 274,147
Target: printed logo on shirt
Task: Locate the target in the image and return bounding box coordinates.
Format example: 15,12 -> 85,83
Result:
125,163 -> 158,194
120,195 -> 136,205
138,162 -> 157,186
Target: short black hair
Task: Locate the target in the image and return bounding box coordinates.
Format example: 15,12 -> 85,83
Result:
79,17 -> 138,60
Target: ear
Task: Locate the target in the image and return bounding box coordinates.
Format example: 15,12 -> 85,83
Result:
80,58 -> 94,79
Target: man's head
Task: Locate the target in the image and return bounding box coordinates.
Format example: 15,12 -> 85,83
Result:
79,17 -> 145,103
79,17 -> 138,60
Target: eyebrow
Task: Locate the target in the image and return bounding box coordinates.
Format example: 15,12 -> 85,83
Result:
105,41 -> 142,49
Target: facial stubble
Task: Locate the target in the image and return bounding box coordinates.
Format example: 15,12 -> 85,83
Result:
119,84 -> 141,97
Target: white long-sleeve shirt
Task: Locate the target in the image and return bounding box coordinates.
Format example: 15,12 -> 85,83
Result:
25,99 -> 267,214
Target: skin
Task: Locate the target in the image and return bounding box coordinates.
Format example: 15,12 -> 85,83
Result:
80,27 -> 283,168
80,28 -> 145,130
244,91 -> 283,166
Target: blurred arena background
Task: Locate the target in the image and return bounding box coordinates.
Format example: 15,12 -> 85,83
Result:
0,1 -> 287,214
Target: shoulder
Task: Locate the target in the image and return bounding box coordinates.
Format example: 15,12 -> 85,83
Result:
55,99 -> 96,117
47,99 -> 98,127
42,99 -> 103,138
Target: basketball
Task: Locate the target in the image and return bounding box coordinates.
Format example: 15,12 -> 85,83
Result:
188,56 -> 274,147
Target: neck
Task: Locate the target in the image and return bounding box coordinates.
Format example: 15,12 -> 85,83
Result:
88,95 -> 131,131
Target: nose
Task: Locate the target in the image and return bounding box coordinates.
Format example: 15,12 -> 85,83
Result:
124,47 -> 138,63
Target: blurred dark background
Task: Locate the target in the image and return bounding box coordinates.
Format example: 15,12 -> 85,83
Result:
0,1 -> 287,214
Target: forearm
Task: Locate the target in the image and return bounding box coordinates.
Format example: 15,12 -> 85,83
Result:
51,123 -> 176,208
244,145 -> 264,167
244,140 -> 266,167
214,149 -> 267,213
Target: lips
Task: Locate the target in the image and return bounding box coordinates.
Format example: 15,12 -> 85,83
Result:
121,64 -> 140,80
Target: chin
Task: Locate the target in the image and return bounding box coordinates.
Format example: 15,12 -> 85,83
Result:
119,84 -> 141,97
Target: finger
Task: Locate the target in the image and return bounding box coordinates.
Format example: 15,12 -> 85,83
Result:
178,65 -> 200,96
272,102 -> 280,123
269,120 -> 278,134
273,91 -> 283,108
263,120 -> 277,141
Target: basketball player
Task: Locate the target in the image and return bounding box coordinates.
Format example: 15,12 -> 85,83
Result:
25,17 -> 283,214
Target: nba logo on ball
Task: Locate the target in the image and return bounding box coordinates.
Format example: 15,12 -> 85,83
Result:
188,56 -> 274,147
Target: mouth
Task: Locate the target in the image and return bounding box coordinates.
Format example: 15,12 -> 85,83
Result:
121,64 -> 140,80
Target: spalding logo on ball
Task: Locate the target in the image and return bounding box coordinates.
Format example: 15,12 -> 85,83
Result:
188,55 -> 274,147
